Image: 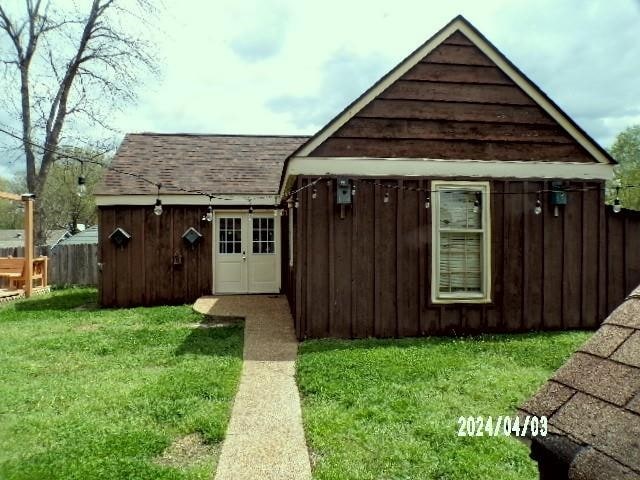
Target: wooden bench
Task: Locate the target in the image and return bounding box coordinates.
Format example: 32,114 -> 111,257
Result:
0,257 -> 48,290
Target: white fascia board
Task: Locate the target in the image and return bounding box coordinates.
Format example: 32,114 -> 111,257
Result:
95,194 -> 279,206
285,157 -> 614,181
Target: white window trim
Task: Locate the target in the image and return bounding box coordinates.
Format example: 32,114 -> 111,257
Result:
431,180 -> 492,304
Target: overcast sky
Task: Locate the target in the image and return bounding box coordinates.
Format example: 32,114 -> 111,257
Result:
1,0 -> 639,177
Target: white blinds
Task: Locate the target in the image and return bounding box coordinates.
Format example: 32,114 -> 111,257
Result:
438,190 -> 483,294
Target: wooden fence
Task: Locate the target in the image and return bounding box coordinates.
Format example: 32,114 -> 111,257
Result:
0,244 -> 98,286
605,207 -> 640,313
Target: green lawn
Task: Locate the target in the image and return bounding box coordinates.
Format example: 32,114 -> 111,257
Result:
297,331 -> 591,480
0,288 -> 243,480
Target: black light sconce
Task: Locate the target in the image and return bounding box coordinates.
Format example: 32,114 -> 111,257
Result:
550,181 -> 568,217
336,178 -> 353,220
182,227 -> 203,248
336,178 -> 353,205
109,227 -> 131,248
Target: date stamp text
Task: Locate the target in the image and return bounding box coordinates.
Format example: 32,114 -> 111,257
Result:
457,415 -> 547,437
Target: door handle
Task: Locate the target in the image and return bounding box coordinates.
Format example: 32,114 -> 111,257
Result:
242,251 -> 246,261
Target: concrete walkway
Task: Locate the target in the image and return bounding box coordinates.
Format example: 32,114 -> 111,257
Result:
193,295 -> 312,480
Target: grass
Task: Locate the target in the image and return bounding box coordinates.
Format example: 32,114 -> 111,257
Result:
0,288 -> 244,480
297,331 -> 591,480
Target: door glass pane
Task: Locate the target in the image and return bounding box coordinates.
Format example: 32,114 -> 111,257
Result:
252,217 -> 275,254
219,217 -> 242,254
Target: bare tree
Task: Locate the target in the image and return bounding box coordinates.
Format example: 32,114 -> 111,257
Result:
0,0 -> 157,243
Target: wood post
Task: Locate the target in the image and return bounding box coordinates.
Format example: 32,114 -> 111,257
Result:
42,255 -> 48,289
23,197 -> 34,297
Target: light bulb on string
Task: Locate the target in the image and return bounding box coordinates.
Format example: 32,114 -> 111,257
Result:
153,183 -> 163,216
534,198 -> 542,215
294,198 -> 299,208
384,192 -> 390,204
424,196 -> 430,209
613,186 -> 622,213
205,205 -> 214,222
351,184 -> 356,196
472,193 -> 480,213
312,188 -> 317,199
154,198 -> 163,216
77,175 -> 86,197
202,196 -> 214,222
77,160 -> 86,197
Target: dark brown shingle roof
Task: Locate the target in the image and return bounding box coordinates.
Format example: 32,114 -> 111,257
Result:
520,286 -> 640,479
96,133 -> 309,195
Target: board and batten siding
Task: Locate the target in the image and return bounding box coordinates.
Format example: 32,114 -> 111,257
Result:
286,176 -> 639,340
99,206 -> 212,307
309,31 -> 594,162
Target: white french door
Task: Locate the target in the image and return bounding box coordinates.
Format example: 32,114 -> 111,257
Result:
214,213 -> 280,294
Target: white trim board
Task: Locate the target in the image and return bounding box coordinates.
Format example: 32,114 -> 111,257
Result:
95,194 -> 279,207
289,16 -> 613,166
286,157 -> 614,180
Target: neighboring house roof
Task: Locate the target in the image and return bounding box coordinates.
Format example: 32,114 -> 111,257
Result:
57,225 -> 98,246
519,286 -> 640,479
96,133 -> 309,196
0,229 -> 69,248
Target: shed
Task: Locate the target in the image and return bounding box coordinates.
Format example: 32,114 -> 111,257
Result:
96,16 -> 639,339
519,285 -> 640,479
56,226 -> 98,246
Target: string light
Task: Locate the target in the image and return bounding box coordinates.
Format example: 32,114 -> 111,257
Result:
153,183 -> 163,216
384,192 -> 390,204
351,184 -> 356,196
201,196 -> 214,222
76,160 -> 86,197
248,205 -> 254,216
312,188 -> 317,199
613,186 -> 622,213
4,122 -> 640,219
472,192 -> 480,213
534,198 -> 542,215
77,175 -> 86,197
294,198 -> 299,208
424,196 -> 430,209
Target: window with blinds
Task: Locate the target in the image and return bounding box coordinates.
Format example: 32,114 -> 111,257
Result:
432,182 -> 491,303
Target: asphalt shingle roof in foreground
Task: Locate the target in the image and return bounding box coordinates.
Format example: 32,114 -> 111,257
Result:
520,285 -> 640,479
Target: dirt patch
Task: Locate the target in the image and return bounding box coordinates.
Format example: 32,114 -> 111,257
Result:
155,433 -> 219,469
308,448 -> 322,470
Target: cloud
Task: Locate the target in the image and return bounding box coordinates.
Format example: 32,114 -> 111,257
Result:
228,1 -> 290,62
266,50 -> 392,129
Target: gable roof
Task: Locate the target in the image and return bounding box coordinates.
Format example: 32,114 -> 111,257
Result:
519,285 -> 640,479
280,15 -> 615,189
0,229 -> 69,248
57,225 -> 98,246
96,133 -> 309,196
